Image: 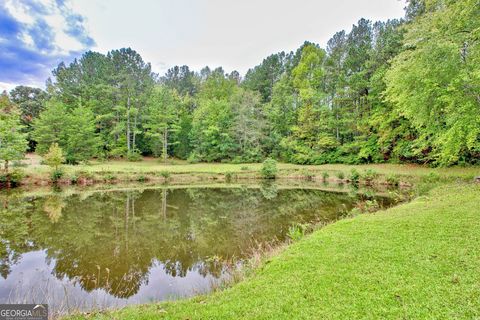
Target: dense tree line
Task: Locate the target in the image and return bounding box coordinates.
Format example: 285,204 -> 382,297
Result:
1,0 -> 479,166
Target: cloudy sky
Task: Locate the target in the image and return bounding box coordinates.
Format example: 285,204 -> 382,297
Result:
0,0 -> 407,91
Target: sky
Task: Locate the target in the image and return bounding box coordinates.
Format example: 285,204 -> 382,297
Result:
0,0 -> 407,91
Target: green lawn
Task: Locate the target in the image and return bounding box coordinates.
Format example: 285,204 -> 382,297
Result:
70,182 -> 480,319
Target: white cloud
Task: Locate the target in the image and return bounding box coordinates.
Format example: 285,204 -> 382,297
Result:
69,0 -> 406,75
4,0 -> 35,24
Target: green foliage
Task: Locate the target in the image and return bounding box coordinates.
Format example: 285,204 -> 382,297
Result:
422,172 -> 441,184
127,151 -> 143,162
0,94 -> 28,173
300,169 -> 315,181
336,171 -> 345,180
137,175 -> 147,182
322,172 -> 330,181
9,86 -> 48,149
159,171 -> 171,179
43,143 -> 65,171
33,100 -> 69,155
0,169 -> 25,187
186,152 -> 200,164
8,1 -> 479,168
50,168 -> 64,183
349,169 -> 360,183
385,0 -> 480,166
287,223 -> 307,241
33,101 -> 99,163
70,174 -> 78,184
64,106 -> 100,163
386,174 -> 400,186
104,173 -> 117,182
261,158 -> 278,179
224,172 -> 233,182
362,169 -> 378,184
144,86 -> 180,160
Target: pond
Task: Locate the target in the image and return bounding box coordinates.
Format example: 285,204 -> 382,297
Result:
0,183 -> 397,315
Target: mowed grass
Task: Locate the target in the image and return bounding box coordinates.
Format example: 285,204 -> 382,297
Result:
71,183 -> 480,320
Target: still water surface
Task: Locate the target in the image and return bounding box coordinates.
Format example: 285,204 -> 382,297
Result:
0,184 -> 395,314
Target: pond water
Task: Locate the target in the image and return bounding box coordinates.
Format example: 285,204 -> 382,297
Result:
0,183 -> 396,315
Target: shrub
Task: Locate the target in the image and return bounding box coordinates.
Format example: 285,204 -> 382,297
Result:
386,174 -> 400,186
160,171 -> 171,179
224,172 -> 233,182
104,173 -> 117,182
336,171 -> 345,180
231,156 -> 242,164
137,175 -> 147,182
301,169 -> 315,181
187,152 -> 200,164
51,168 -> 64,183
322,171 -> 330,181
287,223 -> 306,241
0,169 -> 25,187
349,168 -> 360,183
241,166 -> 249,171
362,169 -> 378,184
261,158 -> 278,179
127,151 -> 143,162
70,174 -> 78,184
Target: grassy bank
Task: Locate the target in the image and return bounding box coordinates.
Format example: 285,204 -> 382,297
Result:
14,154 -> 480,186
68,181 -> 480,319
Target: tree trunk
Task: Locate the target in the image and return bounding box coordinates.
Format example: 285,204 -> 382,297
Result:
133,106 -> 138,151
163,127 -> 168,164
126,95 -> 131,153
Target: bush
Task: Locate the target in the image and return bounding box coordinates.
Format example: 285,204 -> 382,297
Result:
301,169 -> 315,181
160,171 -> 171,179
386,174 -> 400,186
241,166 -> 249,171
322,171 -> 330,181
349,168 -> 360,183
336,171 -> 345,180
104,173 -> 117,182
362,169 -> 378,184
224,172 -> 233,182
231,156 -> 242,164
287,223 -> 307,241
187,152 -> 200,164
70,174 -> 78,184
51,168 -> 64,183
0,169 -> 25,187
261,158 -> 277,179
127,151 -> 143,162
137,175 -> 147,182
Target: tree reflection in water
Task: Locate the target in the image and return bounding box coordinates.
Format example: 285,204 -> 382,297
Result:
0,185 -> 392,301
